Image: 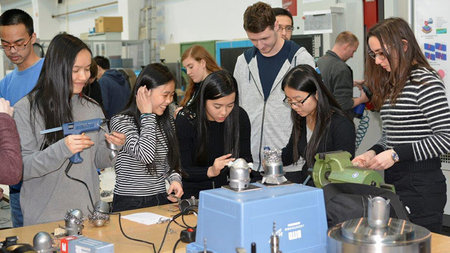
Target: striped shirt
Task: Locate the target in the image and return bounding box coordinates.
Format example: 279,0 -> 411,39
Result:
377,67 -> 450,161
110,113 -> 181,196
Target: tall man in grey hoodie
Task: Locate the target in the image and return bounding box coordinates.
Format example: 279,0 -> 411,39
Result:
94,56 -> 131,119
234,2 -> 315,183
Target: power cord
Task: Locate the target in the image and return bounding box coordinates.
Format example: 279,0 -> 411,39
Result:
158,205 -> 198,253
111,212 -> 157,253
172,238 -> 182,253
109,204 -> 197,253
64,161 -> 95,210
355,110 -> 370,150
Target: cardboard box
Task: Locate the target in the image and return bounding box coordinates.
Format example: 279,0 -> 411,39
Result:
95,17 -> 123,33
60,236 -> 114,253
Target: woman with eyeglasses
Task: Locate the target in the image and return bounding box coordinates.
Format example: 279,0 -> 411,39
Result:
281,64 -> 355,184
352,18 -> 450,233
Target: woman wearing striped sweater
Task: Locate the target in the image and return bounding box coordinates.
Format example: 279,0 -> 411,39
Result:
110,63 -> 183,212
352,18 -> 450,233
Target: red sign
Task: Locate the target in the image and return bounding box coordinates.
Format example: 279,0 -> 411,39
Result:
282,0 -> 297,16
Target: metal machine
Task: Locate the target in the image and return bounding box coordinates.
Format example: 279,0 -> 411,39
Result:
327,196 -> 431,252
186,183 -> 327,253
261,148 -> 288,185
312,151 -> 395,192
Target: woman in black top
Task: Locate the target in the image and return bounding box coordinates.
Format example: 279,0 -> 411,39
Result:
282,65 -> 355,184
175,70 -> 252,199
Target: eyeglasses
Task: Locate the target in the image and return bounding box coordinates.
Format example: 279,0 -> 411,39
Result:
283,93 -> 312,107
1,36 -> 32,52
368,50 -> 386,61
279,25 -> 294,32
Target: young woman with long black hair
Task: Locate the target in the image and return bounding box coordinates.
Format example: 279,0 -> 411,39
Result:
110,63 -> 183,212
176,70 -> 252,199
281,64 -> 355,183
14,33 -> 125,225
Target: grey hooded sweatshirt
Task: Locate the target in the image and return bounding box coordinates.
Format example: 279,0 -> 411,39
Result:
234,40 -> 315,172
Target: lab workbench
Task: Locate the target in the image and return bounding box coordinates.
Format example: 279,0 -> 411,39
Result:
1,204 -> 449,253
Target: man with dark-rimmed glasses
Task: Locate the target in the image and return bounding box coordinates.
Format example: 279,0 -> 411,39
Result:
0,9 -> 44,228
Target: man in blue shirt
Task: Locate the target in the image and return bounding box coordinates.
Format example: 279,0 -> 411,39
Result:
0,9 -> 44,227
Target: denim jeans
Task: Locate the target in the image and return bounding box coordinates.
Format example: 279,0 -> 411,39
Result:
112,192 -> 169,212
9,191 -> 23,227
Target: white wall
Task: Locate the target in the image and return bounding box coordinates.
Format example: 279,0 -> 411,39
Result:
118,0 -> 146,40
384,0 -> 411,23
161,0 -> 282,44
32,0 -> 58,40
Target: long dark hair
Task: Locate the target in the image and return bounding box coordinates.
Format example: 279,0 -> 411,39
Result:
282,65 -> 347,167
121,63 -> 181,175
29,33 -> 92,146
366,17 -> 434,110
193,70 -> 240,164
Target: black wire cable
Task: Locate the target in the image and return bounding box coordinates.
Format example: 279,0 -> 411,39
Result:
158,219 -> 174,253
111,212 -> 157,253
159,206 -> 198,253
64,161 -> 95,210
172,238 -> 182,253
172,218 -> 188,229
181,205 -> 198,228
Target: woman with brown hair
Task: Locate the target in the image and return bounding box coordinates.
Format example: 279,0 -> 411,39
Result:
352,17 -> 450,233
179,45 -> 221,109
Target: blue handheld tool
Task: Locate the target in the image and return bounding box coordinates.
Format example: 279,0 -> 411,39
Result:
40,118 -> 107,163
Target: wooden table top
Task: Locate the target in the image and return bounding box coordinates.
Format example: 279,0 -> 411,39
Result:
0,203 -> 193,252
1,204 -> 449,253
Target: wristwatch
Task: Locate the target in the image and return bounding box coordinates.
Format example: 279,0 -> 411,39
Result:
391,150 -> 399,163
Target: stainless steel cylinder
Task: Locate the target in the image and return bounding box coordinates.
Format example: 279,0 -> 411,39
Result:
228,158 -> 251,190
106,141 -> 119,159
327,217 -> 431,253
263,161 -> 284,176
367,196 -> 390,228
94,200 -> 110,214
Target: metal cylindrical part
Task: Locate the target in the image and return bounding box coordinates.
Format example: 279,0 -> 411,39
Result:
328,224 -> 431,253
228,158 -> 252,190
270,234 -> 280,253
106,141 -> 119,159
94,200 -> 110,214
64,209 -> 84,236
368,196 -> 390,228
263,161 -> 284,176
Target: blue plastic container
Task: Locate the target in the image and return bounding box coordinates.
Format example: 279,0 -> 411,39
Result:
186,183 -> 328,253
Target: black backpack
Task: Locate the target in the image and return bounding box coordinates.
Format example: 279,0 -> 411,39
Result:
323,183 -> 409,228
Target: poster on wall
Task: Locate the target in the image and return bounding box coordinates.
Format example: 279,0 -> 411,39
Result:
282,0 -> 297,16
414,0 -> 449,98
